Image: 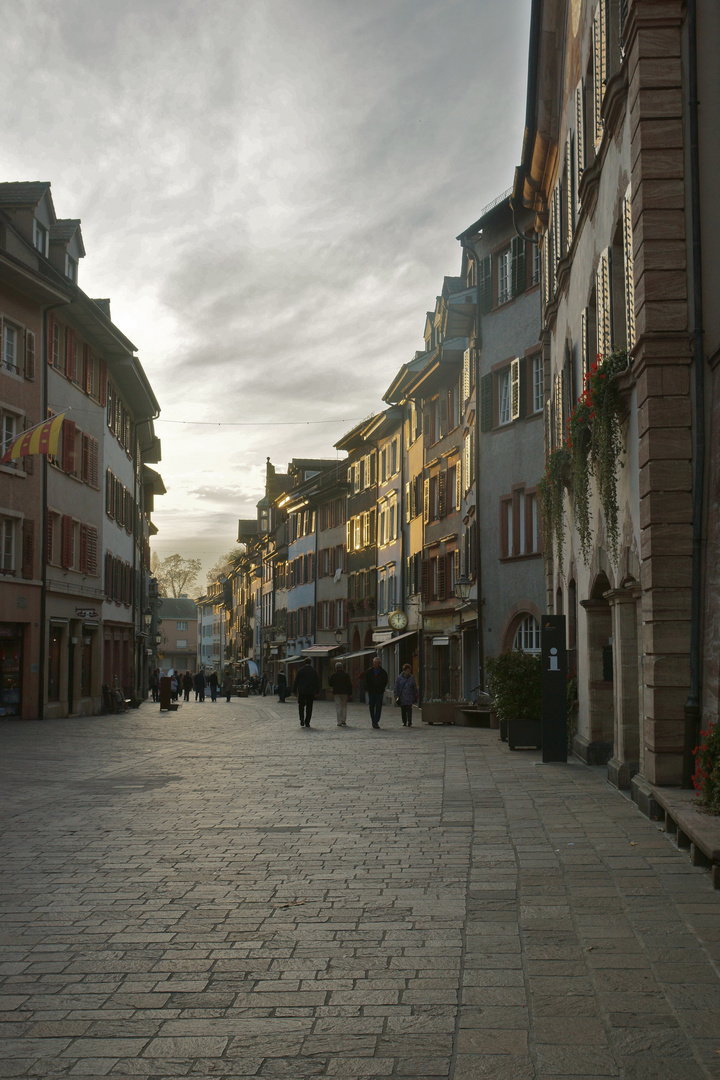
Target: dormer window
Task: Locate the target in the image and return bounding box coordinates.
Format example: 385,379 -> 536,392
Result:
65,255 -> 77,282
33,220 -> 48,257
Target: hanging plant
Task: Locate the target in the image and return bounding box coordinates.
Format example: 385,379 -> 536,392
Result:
566,394 -> 593,563
537,445 -> 571,574
588,349 -> 628,561
693,724 -> 720,814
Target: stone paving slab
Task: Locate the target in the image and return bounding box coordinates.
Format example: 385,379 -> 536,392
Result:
0,698 -> 719,1078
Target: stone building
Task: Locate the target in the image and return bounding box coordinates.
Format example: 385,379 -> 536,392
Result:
514,0 -> 720,791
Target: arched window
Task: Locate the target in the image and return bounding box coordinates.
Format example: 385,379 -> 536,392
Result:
514,615 -> 541,654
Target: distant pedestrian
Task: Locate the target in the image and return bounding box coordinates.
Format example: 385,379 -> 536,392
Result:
222,669 -> 233,702
208,670 -> 219,702
394,664 -> 419,727
149,669 -> 159,703
194,670 -> 206,702
277,672 -> 287,703
328,662 -> 353,726
363,656 -> 388,728
292,659 -> 320,727
170,673 -> 178,702
182,670 -> 193,702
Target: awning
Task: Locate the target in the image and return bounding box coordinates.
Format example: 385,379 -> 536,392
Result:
338,647 -> 378,661
284,654 -> 304,665
378,629 -> 420,646
301,644 -> 340,657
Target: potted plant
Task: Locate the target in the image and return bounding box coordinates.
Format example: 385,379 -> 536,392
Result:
486,650 -> 542,750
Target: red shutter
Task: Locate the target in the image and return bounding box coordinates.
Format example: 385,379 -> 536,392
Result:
21,519 -> 34,579
47,313 -> 55,365
90,438 -> 98,488
64,328 -> 75,379
79,523 -> 89,573
81,433 -> 90,484
437,556 -> 447,602
98,360 -> 107,406
316,600 -> 323,630
83,345 -> 92,394
46,517 -> 53,563
86,526 -> 98,575
62,419 -> 75,474
24,330 -> 35,381
61,515 -> 73,569
438,472 -> 447,520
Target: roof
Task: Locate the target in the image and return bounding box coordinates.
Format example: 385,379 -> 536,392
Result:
457,188 -> 513,241
51,218 -> 86,256
158,597 -> 198,619
0,181 -> 53,209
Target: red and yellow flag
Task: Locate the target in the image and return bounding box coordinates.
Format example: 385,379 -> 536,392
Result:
1,412 -> 66,465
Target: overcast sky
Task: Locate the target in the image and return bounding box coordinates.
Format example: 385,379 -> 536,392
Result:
4,0 -> 531,584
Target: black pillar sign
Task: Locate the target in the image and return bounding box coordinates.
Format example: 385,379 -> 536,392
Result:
541,615 -> 568,763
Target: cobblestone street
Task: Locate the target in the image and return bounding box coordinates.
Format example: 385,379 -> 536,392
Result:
1,697 -> 719,1080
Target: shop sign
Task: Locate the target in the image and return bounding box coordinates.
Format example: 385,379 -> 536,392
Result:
76,608 -> 99,619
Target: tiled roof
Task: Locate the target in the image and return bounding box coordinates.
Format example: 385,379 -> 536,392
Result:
0,181 -> 52,207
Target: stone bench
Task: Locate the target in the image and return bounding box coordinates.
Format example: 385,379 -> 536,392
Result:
651,788 -> 720,890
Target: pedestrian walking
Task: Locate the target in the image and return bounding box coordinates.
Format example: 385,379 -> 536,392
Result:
328,661 -> 353,726
394,663 -> 419,726
277,672 -> 287,703
363,655 -> 388,728
208,670 -> 219,702
292,659 -> 320,727
222,669 -> 233,702
169,673 -> 178,702
182,670 -> 193,702
149,669 -> 159,703
194,669 -> 206,702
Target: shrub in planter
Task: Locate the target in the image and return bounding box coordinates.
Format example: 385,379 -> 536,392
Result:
486,650 -> 542,745
693,724 -> 720,814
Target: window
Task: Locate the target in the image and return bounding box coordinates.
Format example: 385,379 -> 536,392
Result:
33,219 -> 48,256
532,355 -> 544,414
65,255 -> 77,282
177,621 -> 188,631
501,489 -> 540,558
497,249 -> 512,306
176,639 -> 188,649
1,410 -> 18,467
498,370 -> 511,426
3,323 -> 19,374
515,615 -> 541,654
532,237 -> 541,285
0,516 -> 15,573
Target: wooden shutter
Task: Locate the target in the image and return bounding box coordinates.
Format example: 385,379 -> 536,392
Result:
422,407 -> 432,448
423,479 -> 430,523
420,558 -> 429,602
79,523 -> 88,573
81,433 -> 90,484
576,80 -> 585,204
596,247 -> 612,356
565,132 -> 574,250
510,235 -> 526,296
438,471 -> 447,520
480,372 -> 493,432
86,526 -> 98,575
552,184 -> 562,286
90,438 -> 98,488
456,463 -> 462,508
61,515 -> 73,569
83,345 -> 92,394
24,330 -> 35,381
369,509 -> 376,546
462,349 -> 471,406
62,419 -> 75,474
437,556 -> 447,602
593,0 -> 607,148
21,519 -> 34,579
542,234 -> 550,309
510,359 -> 521,421
64,327 -> 75,380
316,600 -> 323,629
478,255 -> 492,314
581,308 -> 589,380
622,183 -> 636,350
98,360 -> 107,405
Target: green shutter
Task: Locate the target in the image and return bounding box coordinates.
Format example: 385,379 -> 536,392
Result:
478,255 -> 492,314
510,236 -> 526,296
480,373 -> 493,432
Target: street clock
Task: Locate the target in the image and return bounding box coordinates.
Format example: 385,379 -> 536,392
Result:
388,610 -> 408,631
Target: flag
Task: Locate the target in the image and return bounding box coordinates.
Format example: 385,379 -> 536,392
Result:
1,413 -> 66,465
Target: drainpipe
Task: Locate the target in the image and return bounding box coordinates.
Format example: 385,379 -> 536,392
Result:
460,237 -> 485,691
683,0 -> 706,788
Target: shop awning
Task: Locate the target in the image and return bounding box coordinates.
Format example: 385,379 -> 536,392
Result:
339,647 -> 378,661
301,644 -> 340,657
377,629 -> 419,647
284,654 -> 304,664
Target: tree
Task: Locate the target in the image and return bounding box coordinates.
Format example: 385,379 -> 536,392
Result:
206,549 -> 242,584
151,552 -> 202,598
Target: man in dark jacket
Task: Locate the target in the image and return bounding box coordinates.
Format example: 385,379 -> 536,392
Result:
363,655 -> 388,728
292,659 -> 320,727
328,662 -> 353,726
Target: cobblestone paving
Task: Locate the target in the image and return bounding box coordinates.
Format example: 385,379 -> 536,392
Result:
1,698 -> 719,1080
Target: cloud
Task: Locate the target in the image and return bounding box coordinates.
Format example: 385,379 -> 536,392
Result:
2,0 -> 532,572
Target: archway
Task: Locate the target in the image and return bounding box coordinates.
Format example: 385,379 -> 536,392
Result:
579,571 -> 614,762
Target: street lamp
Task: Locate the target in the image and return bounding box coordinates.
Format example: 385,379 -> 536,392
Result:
454,575 -> 474,700
334,628 -> 343,647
